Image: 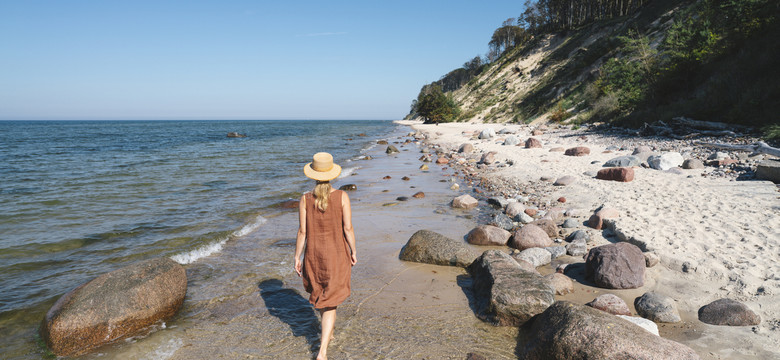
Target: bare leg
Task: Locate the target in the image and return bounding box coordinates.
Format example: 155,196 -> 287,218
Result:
317,307 -> 337,360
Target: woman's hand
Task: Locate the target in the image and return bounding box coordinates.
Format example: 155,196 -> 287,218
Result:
350,251 -> 357,266
294,257 -> 302,277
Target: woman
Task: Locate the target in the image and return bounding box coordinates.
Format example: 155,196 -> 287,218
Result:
294,152 -> 357,360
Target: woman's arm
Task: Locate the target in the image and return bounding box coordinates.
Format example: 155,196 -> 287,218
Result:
294,194 -> 307,276
342,191 -> 357,266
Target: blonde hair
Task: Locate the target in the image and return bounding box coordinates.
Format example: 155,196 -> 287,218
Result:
313,181 -> 332,212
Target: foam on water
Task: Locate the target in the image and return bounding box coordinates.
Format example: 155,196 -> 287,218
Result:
170,215 -> 267,265
141,338 -> 183,360
338,166 -> 360,179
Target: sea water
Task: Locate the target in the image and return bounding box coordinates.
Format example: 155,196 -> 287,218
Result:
0,120 -> 395,358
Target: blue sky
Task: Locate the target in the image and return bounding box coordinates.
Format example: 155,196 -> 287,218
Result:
0,1 -> 525,120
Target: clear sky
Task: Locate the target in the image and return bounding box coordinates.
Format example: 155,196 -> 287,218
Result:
0,1 -> 525,120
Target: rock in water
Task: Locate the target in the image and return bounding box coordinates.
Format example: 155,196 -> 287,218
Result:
386,145 -> 400,154
698,298 -> 761,326
635,292 -> 681,323
466,225 -> 511,246
489,212 -> 515,231
399,230 -> 480,267
452,194 -> 478,209
226,132 -> 247,138
40,257 -> 187,357
467,250 -> 554,326
339,184 -> 357,191
519,301 -> 700,360
585,242 -> 645,289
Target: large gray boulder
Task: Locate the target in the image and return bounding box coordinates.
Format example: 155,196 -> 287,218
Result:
585,242 -> 645,289
399,230 -> 480,267
756,159 -> 780,183
467,250 -> 554,326
466,225 -> 511,246
479,128 -> 496,139
604,155 -> 640,167
698,298 -> 761,326
635,292 -> 681,323
648,152 -> 684,170
40,257 -> 187,357
519,301 -> 701,360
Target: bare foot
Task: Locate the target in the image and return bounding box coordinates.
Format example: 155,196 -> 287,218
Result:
316,353 -> 327,360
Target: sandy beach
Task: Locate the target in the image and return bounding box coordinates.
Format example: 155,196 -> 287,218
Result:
401,119 -> 780,359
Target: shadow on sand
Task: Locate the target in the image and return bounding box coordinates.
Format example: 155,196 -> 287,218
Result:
258,278 -> 321,354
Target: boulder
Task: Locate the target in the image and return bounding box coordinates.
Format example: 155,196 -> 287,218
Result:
503,135 -> 520,146
566,238 -> 587,256
489,213 -> 515,231
586,294 -> 631,315
587,207 -> 620,230
544,273 -> 574,295
525,138 -> 543,148
399,230 -> 480,267
478,128 -> 496,139
564,147 -> 590,156
466,225 -> 511,246
467,250 -> 554,326
545,246 -> 566,259
682,159 -> 705,169
553,175 -> 577,186
386,145 -> 400,154
519,301 -> 700,360
698,298 -> 761,326
604,155 -> 640,167
458,143 -> 474,153
505,202 -> 525,218
515,247 -> 552,267
585,242 -> 645,289
635,292 -> 681,323
596,167 -> 635,182
648,152 -> 684,170
756,159 -> 780,183
616,315 -> 660,336
530,219 -> 557,238
452,194 -> 479,209
479,152 -> 496,164
566,229 -> 591,243
510,224 -> 553,250
40,258 -> 187,357
339,184 -> 357,191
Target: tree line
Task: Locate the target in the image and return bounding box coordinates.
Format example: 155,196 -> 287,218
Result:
520,0 -> 650,34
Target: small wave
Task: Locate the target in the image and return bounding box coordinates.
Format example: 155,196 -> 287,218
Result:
338,166 -> 360,179
141,337 -> 183,360
170,215 -> 266,265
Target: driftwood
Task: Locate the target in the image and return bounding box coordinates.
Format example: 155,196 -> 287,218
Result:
670,117 -> 751,132
696,141 -> 780,158
639,117 -> 748,139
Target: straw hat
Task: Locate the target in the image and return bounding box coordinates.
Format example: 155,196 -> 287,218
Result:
303,152 -> 342,181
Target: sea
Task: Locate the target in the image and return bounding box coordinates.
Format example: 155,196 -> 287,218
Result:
0,120 -> 397,358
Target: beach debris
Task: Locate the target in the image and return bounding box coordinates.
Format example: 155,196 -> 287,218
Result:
382,202 -> 398,206
399,230 -> 480,268
525,137 -> 543,148
451,194 -> 478,209
40,257 -> 187,357
466,225 -> 511,246
478,128 -> 496,139
339,184 -> 357,191
515,247 -> 552,267
509,224 -> 552,250
648,152 -> 684,170
544,273 -> 574,295
564,146 -> 590,156
520,302 -> 700,359
596,167 -> 635,182
468,250 -> 554,326
698,299 -> 761,326
553,175 -> 577,186
585,242 -> 645,289
385,145 -> 399,154
586,294 -> 631,316
226,132 -> 247,138
412,191 -> 425,198
635,292 -> 681,323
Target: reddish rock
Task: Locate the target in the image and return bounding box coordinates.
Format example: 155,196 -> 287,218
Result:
436,157 -> 449,164
586,294 -> 632,315
586,242 -> 646,289
452,194 -> 479,209
383,175 -> 392,180
467,225 -> 512,246
479,152 -> 497,164
412,191 -> 425,198
525,138 -> 543,148
510,224 -> 553,250
564,146 -> 590,156
41,258 -> 187,357
706,158 -> 739,167
402,176 -> 410,181
596,167 -> 635,182
531,219 -> 557,238
557,197 -> 566,203
377,140 -> 388,145
524,208 -> 538,217
587,207 -> 620,230
277,200 -> 300,209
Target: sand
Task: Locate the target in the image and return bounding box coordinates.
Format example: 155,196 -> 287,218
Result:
402,120 -> 780,359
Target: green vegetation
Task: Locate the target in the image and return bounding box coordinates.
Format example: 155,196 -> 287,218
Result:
411,85 -> 460,124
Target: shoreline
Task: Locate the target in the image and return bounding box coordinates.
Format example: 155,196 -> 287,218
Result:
402,119 -> 779,359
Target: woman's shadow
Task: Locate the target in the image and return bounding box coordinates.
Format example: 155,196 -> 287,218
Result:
258,278 -> 321,354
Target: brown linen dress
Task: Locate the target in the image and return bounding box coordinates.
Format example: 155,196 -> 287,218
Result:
302,190 -> 352,309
